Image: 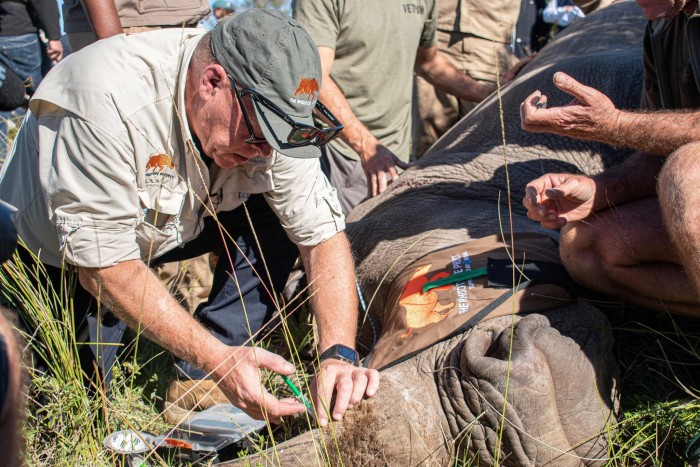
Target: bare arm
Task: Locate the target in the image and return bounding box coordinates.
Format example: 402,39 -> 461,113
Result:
414,46 -> 532,103
414,45 -> 492,102
78,259 -> 304,422
82,0 -> 123,40
317,46 -> 407,197
524,151 -> 664,228
299,232 -> 379,427
521,72 -> 700,156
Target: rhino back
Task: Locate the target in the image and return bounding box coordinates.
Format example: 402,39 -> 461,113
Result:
347,1 -> 647,326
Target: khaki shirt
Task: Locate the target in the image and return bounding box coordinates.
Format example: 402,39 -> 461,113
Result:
0,29 -> 344,269
62,0 -> 209,34
294,0 -> 437,163
436,0 -> 519,44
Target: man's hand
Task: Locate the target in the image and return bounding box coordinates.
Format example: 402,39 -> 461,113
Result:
359,142 -> 409,197
311,359 -> 379,427
214,346 -> 306,423
500,54 -> 536,87
523,173 -> 598,229
520,72 -> 618,140
46,40 -> 63,63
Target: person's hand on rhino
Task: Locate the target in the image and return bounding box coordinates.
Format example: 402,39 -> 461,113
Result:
310,359 -> 380,427
359,140 -> 409,197
523,173 -> 599,229
499,53 -> 536,88
520,72 -> 618,140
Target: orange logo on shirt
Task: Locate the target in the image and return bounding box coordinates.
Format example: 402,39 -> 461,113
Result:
293,77 -> 319,101
146,154 -> 176,172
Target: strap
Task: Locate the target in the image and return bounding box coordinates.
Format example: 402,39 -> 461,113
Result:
376,287 -> 516,372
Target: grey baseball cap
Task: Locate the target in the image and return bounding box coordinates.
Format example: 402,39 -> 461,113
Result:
210,9 -> 322,159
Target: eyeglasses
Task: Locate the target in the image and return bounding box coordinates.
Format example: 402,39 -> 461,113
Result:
229,75 -> 343,147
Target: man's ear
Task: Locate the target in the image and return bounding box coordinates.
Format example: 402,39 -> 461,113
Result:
199,63 -> 228,100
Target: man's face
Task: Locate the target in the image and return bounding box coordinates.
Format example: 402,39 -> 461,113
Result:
196,78 -> 273,168
635,0 -> 697,19
213,8 -> 228,19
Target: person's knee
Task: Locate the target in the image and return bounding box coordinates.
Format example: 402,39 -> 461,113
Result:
560,221 -> 617,287
658,143 -> 700,232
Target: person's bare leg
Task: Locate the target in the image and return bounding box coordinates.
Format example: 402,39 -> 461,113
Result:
0,312 -> 22,465
560,197 -> 699,315
658,142 -> 700,315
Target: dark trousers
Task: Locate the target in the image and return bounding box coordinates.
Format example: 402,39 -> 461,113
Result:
18,195 -> 298,383
154,195 -> 298,379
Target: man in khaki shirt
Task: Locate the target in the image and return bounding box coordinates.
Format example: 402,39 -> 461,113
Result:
412,0 -> 522,158
0,10 -> 378,426
294,0 -> 530,214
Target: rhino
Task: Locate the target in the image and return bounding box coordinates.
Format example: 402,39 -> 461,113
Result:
227,3 -> 645,465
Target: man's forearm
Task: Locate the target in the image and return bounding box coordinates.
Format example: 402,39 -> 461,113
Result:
82,0 -> 123,39
78,260 -> 234,379
319,75 -> 381,158
604,108 -> 700,156
299,233 -> 358,352
414,47 -> 492,103
592,151 -> 665,211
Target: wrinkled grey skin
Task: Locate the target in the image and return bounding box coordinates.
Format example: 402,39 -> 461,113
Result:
226,3 -> 642,466
348,3 -> 644,314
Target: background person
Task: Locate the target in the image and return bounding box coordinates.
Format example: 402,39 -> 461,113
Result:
62,0 -> 210,52
411,0 -> 524,159
294,0 -> 529,214
202,0 -> 236,31
0,0 -> 62,154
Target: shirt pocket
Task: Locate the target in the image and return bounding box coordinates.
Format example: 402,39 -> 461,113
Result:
135,180 -> 187,258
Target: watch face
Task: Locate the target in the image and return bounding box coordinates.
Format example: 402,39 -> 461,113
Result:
337,345 -> 358,362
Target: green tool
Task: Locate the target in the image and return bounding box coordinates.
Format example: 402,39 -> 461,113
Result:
422,267 -> 488,294
281,374 -> 313,414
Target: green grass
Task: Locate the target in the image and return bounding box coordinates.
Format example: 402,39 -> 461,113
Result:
1,245 -> 698,466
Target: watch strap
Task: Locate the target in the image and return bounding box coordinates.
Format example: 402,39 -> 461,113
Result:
319,344 -> 360,366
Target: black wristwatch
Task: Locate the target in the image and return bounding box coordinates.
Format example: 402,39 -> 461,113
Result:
319,344 -> 360,366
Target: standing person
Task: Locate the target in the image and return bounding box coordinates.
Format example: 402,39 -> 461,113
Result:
0,10 -> 379,426
202,0 -> 236,31
411,0 -> 524,159
0,0 -> 62,152
294,0 -> 529,214
62,0 -> 210,52
520,0 -> 700,316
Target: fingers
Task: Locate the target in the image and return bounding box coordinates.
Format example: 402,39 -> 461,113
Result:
552,72 -> 597,105
393,154 -> 410,170
520,90 -> 547,130
312,362 -> 380,427
366,165 -> 401,198
254,347 -> 295,376
259,391 -> 305,423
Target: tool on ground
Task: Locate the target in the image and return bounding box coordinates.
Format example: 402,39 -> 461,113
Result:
103,404 -> 267,466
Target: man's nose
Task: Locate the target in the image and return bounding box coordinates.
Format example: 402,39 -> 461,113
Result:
249,142 -> 273,158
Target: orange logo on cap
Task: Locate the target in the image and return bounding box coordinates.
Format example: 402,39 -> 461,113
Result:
293,77 -> 319,101
146,154 -> 176,172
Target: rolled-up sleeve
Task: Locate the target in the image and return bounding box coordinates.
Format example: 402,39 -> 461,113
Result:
38,113 -> 143,267
264,152 -> 345,247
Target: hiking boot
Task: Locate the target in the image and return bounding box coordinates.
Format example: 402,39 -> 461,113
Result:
163,379 -> 230,425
